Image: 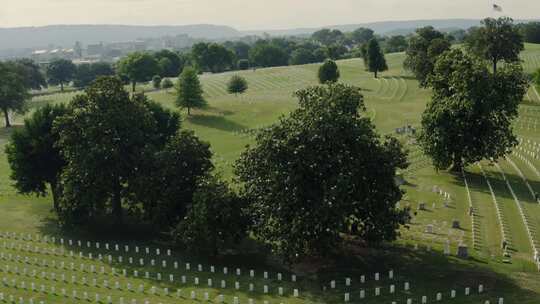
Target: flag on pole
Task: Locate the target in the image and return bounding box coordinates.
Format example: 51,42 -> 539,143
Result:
493,4 -> 503,12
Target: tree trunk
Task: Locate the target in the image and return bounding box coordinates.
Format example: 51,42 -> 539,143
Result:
187,106 -> 191,116
450,154 -> 463,173
2,108 -> 10,128
493,59 -> 497,75
50,181 -> 60,213
132,81 -> 136,93
60,82 -> 64,92
112,178 -> 123,226
374,70 -> 378,79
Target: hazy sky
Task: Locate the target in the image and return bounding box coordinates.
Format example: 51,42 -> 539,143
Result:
1,0 -> 538,30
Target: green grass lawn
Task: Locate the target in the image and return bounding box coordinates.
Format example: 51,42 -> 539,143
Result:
1,45 -> 540,303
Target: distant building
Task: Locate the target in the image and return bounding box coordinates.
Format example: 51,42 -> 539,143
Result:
87,43 -> 104,57
31,48 -> 74,63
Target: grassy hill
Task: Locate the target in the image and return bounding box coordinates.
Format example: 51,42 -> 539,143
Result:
1,44 -> 540,303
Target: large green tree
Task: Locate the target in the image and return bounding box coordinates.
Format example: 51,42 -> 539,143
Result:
15,59 -> 47,90
191,42 -> 235,73
419,49 -> 528,171
249,44 -> 289,68
312,29 -> 345,46
5,104 -> 70,211
366,38 -> 388,78
175,67 -> 206,115
350,27 -> 375,44
73,62 -> 114,88
174,175 -> 247,256
131,130 -> 213,230
154,49 -> 184,77
0,62 -> 30,127
318,59 -> 340,84
385,35 -> 408,53
235,84 -> 409,261
404,26 -> 451,87
519,21 -> 540,44
46,59 -> 76,91
117,52 -> 159,92
54,77 -> 157,225
289,48 -> 316,65
465,17 -> 524,74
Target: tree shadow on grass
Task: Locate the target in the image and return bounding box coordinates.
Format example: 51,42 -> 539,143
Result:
188,114 -> 247,133
454,166 -> 540,204
203,106 -> 235,116
315,244 -> 540,303
27,209 -> 540,303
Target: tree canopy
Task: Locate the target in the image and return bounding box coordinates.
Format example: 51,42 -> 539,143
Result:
154,49 -> 184,77
73,62 -> 114,88
0,61 -> 30,127
5,103 -> 70,211
465,17 -> 524,74
117,52 -> 160,92
418,49 -> 528,171
227,75 -> 248,96
175,67 -> 206,115
404,26 -> 451,87
173,175 -> 246,256
54,77 -> 157,225
131,130 -> 213,230
351,27 -> 375,44
518,21 -> 540,44
289,48 -> 316,65
312,29 -> 345,46
366,38 -> 388,78
191,42 -> 235,73
249,43 -> 289,68
46,59 -> 76,91
318,59 -> 340,84
15,59 -> 47,90
235,84 -> 409,261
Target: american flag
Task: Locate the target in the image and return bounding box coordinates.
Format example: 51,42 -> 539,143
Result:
493,4 -> 503,12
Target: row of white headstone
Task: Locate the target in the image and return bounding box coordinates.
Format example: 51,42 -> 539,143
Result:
1,264 -> 300,296
514,151 -> 540,179
494,162 -> 540,267
0,278 -> 297,304
328,270 -> 394,289
0,241 -> 299,283
477,163 -> 511,249
0,293 -> 44,304
0,232 -> 172,258
462,167 -> 479,251
1,238 -> 304,283
342,284 -> 486,303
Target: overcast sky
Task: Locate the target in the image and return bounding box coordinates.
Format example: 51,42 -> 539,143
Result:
1,0 -> 538,30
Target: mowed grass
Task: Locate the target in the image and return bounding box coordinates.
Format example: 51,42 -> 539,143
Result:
0,44 -> 540,303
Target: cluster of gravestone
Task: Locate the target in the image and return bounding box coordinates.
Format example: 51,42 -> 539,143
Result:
395,125 -> 417,135
0,227 -> 512,303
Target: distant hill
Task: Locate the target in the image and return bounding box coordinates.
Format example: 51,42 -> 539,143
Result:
243,18 -> 539,37
0,24 -> 242,50
1,19 -> 539,52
